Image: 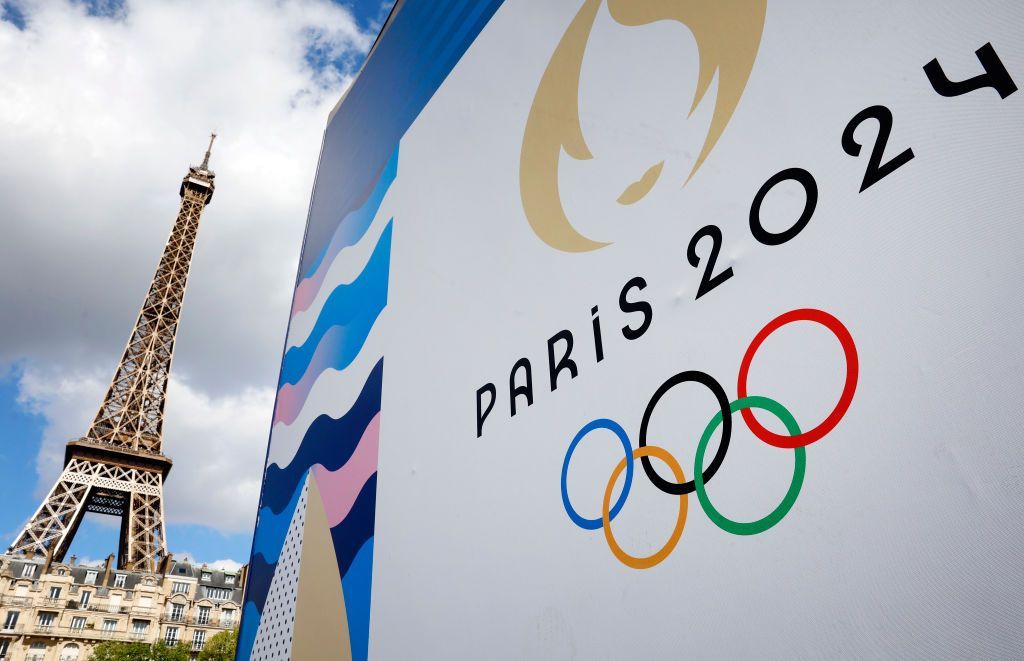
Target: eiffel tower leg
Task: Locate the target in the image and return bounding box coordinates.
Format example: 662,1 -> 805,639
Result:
7,462 -> 93,561
124,476 -> 166,572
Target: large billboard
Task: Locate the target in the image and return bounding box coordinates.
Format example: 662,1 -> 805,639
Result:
240,1 -> 1024,658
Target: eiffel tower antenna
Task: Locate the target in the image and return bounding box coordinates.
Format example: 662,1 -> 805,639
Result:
200,131 -> 216,171
8,136 -> 217,572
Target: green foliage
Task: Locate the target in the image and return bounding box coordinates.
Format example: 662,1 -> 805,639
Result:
198,629 -> 238,661
88,640 -> 190,661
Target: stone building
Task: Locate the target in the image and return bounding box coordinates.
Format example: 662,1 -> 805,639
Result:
0,553 -> 245,660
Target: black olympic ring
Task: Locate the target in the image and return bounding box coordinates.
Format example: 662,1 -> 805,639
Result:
638,370 -> 732,496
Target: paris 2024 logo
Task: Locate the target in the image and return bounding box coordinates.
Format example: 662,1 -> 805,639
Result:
516,1 -> 860,570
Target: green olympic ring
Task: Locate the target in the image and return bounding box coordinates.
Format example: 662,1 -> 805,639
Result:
694,395 -> 806,536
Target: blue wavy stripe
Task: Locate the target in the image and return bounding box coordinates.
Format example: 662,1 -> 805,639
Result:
237,601 -> 261,661
330,473 -> 377,580
302,147 -> 398,280
281,222 -> 392,387
250,475 -> 305,563
299,0 -> 505,275
342,536 -> 374,661
263,360 -> 383,514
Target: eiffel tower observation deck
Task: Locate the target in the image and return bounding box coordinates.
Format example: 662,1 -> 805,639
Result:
8,135 -> 218,573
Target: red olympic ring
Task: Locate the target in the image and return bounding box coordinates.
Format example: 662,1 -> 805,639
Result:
737,308 -> 858,449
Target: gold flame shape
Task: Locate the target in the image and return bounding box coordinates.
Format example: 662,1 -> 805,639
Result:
519,0 -> 767,252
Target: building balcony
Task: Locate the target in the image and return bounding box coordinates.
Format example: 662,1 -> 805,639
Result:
0,596 -> 32,607
160,614 -> 233,628
0,623 -> 137,641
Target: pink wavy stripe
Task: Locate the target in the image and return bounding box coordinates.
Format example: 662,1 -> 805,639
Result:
291,266 -> 329,317
312,413 -> 381,528
274,326 -> 345,426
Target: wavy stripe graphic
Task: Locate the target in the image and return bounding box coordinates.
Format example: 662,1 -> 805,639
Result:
237,602 -> 261,661
251,475 -> 305,563
268,320 -> 386,469
312,413 -> 381,527
289,210 -> 395,350
342,537 -> 374,661
278,221 -> 391,391
244,554 -> 275,614
330,473 -> 377,579
263,360 -> 383,514
293,148 -> 398,316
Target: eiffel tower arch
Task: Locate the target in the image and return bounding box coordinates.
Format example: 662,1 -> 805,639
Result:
8,136 -> 217,573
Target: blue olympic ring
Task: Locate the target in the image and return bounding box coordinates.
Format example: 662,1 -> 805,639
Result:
561,418 -> 634,530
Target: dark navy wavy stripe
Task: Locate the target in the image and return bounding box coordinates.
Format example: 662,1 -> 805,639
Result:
250,474 -> 305,563
244,551 -> 277,615
280,223 -> 391,387
299,0 -> 505,274
330,473 -> 378,579
262,359 -> 383,514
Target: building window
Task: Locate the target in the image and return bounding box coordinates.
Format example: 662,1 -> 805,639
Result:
70,616 -> 86,630
37,612 -> 56,628
200,572 -> 211,582
48,586 -> 61,600
21,565 -> 35,579
170,603 -> 185,621
79,591 -> 91,608
206,587 -> 231,601
132,619 -> 149,634
102,619 -> 117,632
171,582 -> 189,595
0,639 -> 9,660
223,574 -> 235,585
3,611 -> 18,630
85,571 -> 98,585
221,610 -> 235,627
192,629 -> 206,651
114,574 -> 126,588
197,606 -> 211,625
165,626 -> 179,644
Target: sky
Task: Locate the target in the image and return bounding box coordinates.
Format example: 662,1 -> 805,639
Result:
0,0 -> 394,570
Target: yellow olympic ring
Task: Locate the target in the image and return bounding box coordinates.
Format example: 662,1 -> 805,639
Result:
602,445 -> 688,569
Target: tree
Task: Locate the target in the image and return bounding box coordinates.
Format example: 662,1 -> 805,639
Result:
88,640 -> 190,661
198,630 -> 238,661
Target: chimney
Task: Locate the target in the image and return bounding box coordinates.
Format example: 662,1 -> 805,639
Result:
42,546 -> 55,576
159,553 -> 174,577
237,564 -> 249,605
69,555 -> 77,567
102,554 -> 114,586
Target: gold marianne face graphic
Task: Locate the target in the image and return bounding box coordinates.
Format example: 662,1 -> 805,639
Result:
520,0 -> 768,252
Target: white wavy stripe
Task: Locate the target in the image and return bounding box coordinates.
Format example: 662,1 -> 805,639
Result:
287,205 -> 393,350
267,311 -> 388,470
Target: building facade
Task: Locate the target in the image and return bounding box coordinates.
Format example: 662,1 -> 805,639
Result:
0,554 -> 245,661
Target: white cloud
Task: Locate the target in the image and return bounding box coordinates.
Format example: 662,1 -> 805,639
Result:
1,0 -> 377,538
172,552 -> 243,572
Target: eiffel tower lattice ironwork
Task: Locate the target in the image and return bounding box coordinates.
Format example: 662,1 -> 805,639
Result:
8,135 -> 218,572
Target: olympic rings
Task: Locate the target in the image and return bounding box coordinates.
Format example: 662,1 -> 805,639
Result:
561,418 -> 634,530
694,396 -> 805,535
638,370 -> 732,496
602,446 -> 687,570
558,308 -> 857,569
737,308 -> 858,449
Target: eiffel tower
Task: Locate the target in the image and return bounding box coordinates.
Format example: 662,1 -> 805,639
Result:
8,135 -> 217,572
